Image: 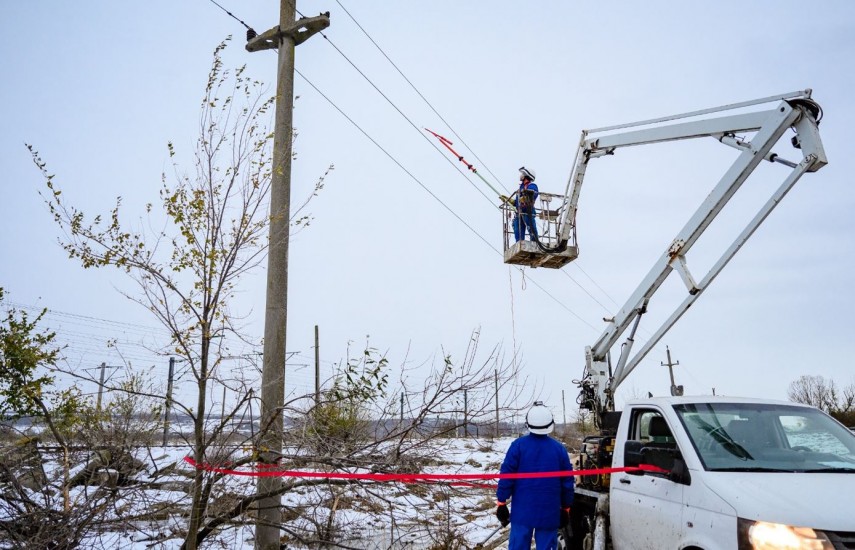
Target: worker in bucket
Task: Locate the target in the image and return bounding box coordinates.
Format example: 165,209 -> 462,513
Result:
513,166 -> 539,242
496,401 -> 574,549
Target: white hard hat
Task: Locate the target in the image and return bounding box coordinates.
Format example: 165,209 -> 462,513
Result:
519,166 -> 536,181
526,401 -> 554,434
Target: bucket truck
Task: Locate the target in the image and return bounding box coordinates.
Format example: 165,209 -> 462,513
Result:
523,91 -> 855,549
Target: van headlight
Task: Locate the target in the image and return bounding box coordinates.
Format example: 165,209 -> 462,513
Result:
737,518 -> 833,549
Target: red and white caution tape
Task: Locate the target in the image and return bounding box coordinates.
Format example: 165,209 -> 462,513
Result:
184,457 -> 665,487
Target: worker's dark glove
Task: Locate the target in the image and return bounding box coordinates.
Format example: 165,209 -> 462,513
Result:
496,503 -> 510,526
560,507 -> 571,528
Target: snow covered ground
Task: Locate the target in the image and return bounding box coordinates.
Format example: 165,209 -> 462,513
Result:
25,436 -> 522,549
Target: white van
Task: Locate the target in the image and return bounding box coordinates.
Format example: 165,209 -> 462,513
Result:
576,397 -> 855,549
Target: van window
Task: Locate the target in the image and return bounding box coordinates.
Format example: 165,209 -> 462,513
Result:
632,410 -> 676,446
780,414 -> 850,456
674,403 -> 855,472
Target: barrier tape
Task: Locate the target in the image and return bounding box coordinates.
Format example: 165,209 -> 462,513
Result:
184,457 -> 666,486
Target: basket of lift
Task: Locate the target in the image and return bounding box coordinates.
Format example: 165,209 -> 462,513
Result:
501,191 -> 578,269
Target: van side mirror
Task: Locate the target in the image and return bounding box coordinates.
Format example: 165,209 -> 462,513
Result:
623,441 -> 644,474
641,447 -> 674,470
641,447 -> 691,485
669,456 -> 691,485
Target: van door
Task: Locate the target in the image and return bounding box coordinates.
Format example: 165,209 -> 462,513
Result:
611,408 -> 684,550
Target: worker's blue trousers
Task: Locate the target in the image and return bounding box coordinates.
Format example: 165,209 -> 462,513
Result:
513,213 -> 538,242
508,523 -> 558,550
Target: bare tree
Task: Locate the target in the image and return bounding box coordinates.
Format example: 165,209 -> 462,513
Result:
788,374 -> 855,423
25,36 -> 545,550
258,330 -> 529,547
28,39 -> 330,550
3,291 -> 528,548
788,375 -> 839,412
0,291 -> 162,548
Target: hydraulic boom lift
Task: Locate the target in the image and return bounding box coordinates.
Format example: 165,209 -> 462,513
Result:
518,90 -> 829,550
563,90 -> 826,427
503,90 -> 826,428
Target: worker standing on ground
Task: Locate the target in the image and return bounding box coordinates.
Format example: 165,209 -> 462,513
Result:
513,166 -> 539,242
496,401 -> 574,550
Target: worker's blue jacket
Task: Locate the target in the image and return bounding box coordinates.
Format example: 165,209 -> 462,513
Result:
515,181 -> 539,213
496,433 -> 575,529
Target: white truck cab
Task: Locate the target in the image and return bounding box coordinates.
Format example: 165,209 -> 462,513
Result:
608,396 -> 855,550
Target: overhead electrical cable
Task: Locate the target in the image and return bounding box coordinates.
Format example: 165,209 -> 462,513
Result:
571,262 -> 621,309
295,69 -> 498,253
7,301 -> 171,336
329,0 -> 627,328
295,9 -> 497,207
332,0 -> 509,194
293,43 -> 664,353
211,1 -> 672,386
425,128 -> 508,199
205,0 -> 253,31
204,2 -> 609,332
326,0 -> 632,317
296,69 -> 597,331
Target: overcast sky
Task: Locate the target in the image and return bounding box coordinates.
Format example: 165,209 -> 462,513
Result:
2,1 -> 854,416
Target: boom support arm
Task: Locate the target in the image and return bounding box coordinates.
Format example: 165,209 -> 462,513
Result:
574,91 -> 827,425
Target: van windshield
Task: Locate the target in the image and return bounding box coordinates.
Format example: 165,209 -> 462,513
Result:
673,403 -> 855,472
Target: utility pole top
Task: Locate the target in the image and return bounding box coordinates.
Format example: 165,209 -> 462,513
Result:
661,345 -> 684,397
246,13 -> 330,52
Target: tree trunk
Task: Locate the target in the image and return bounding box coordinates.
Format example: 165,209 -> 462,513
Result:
184,333 -> 210,550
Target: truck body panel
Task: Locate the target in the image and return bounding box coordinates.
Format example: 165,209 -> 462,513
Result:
601,397 -> 855,550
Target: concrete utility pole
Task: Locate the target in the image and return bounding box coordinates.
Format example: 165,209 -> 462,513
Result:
314,325 -> 320,404
494,369 -> 499,438
464,389 -> 468,437
96,362 -> 107,412
95,362 -> 121,412
162,357 -> 176,446
246,4 -> 329,549
562,390 -> 567,436
661,346 -> 684,397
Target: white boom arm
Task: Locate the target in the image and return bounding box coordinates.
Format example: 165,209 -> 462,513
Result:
572,90 -> 827,422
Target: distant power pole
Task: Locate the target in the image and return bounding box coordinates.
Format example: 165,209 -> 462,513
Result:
95,362 -> 121,412
96,362 -> 107,411
246,4 -> 329,549
314,325 -> 320,404
162,357 -> 176,446
464,389 -> 468,437
494,369 -> 499,438
562,390 -> 567,435
661,346 -> 684,397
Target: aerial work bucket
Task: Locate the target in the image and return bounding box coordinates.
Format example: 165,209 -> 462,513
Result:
501,191 -> 578,269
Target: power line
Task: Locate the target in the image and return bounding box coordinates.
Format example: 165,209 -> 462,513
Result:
218,5 -> 506,255
205,0 -> 253,31
295,68 -> 500,254
558,269 -> 613,314
202,3 -> 618,335
310,7 -> 624,319
296,9 -> 498,208
572,261 -> 621,309
332,0 -> 509,194
7,301 -> 171,336
296,69 -> 598,331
